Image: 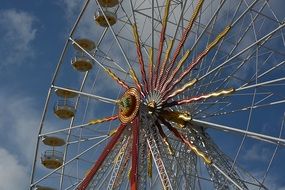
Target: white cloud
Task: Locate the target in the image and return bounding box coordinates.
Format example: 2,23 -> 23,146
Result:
0,91 -> 39,163
0,148 -> 29,190
0,9 -> 37,67
0,91 -> 57,189
59,0 -> 82,21
243,143 -> 271,162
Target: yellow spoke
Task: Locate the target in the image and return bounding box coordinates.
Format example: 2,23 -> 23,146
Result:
184,139 -> 212,164
157,39 -> 174,88
162,0 -> 205,86
156,123 -> 175,155
129,69 -> 144,96
163,25 -> 231,97
148,47 -> 154,90
160,110 -> 192,126
177,88 -> 234,105
160,117 -> 212,164
147,149 -> 152,177
132,24 -> 148,92
104,68 -> 129,89
154,0 -> 171,89
88,115 -> 118,125
161,50 -> 191,92
206,26 -> 231,51
165,78 -> 198,100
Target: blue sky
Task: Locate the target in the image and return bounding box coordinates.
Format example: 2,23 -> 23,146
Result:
0,1 -> 72,189
0,0 -> 285,190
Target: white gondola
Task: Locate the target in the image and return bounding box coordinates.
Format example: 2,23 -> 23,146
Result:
54,99 -> 75,119
95,10 -> 117,27
41,150 -> 63,169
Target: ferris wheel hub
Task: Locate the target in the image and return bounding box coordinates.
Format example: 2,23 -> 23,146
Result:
147,101 -> 156,114
118,88 -> 140,123
145,90 -> 163,108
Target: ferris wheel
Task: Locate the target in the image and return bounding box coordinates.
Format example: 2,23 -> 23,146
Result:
30,0 -> 285,189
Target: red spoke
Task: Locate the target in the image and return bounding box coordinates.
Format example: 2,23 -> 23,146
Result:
160,50 -> 191,92
176,88 -> 234,105
158,117 -> 211,164
164,88 -> 234,107
159,0 -> 205,90
130,117 -> 139,190
155,121 -> 174,155
78,123 -> 127,190
162,26 -> 231,97
130,69 -> 145,98
158,116 -> 185,141
153,0 -> 171,90
157,39 -> 174,89
164,78 -> 197,102
132,24 -> 149,93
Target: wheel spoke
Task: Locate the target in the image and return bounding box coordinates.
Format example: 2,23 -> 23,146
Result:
162,26 -> 231,96
160,0 -> 205,88
129,0 -> 149,93
31,1 -> 285,189
130,117 -> 139,190
69,37 -> 130,90
192,119 -> 285,146
154,0 -> 171,89
52,85 -> 118,104
78,123 -> 127,189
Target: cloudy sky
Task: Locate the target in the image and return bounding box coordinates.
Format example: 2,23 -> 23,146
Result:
0,0 -> 285,190
0,1 -> 75,189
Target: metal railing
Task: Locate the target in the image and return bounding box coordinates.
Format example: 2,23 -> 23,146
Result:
53,100 -> 76,113
41,150 -> 64,163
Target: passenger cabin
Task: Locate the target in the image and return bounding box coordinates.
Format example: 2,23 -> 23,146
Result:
72,38 -> 95,72
41,136 -> 65,169
54,89 -> 77,119
95,0 -> 118,27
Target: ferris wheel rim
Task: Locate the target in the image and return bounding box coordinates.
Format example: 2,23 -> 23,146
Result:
30,0 -> 285,189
